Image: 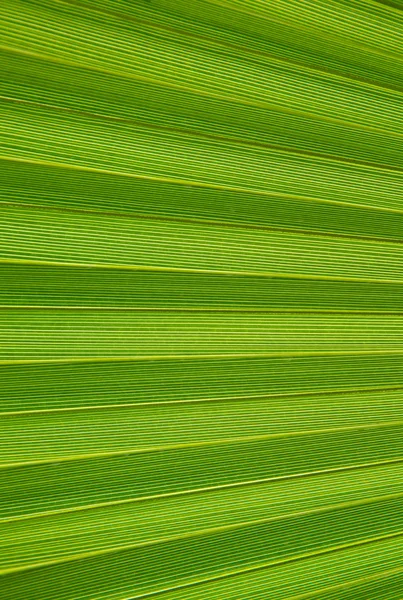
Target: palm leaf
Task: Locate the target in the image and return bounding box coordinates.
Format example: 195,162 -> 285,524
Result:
1,0 -> 403,598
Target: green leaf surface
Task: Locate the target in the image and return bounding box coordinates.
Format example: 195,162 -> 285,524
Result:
1,0 -> 403,598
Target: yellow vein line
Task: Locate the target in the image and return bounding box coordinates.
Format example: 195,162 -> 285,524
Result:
2,350 -> 403,367
1,44 -> 403,139
56,0 -> 403,96
3,154 -> 403,219
1,420 -> 401,470
2,257 -> 403,285
3,458 -> 403,524
4,384 -> 403,416
2,491 -> 403,576
4,94 -> 403,175
284,564 -> 403,599
4,306 -> 403,315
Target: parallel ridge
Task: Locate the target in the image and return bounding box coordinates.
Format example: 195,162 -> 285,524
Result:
1,0 -> 403,599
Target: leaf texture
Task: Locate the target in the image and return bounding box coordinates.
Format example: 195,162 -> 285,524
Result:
1,0 -> 403,598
